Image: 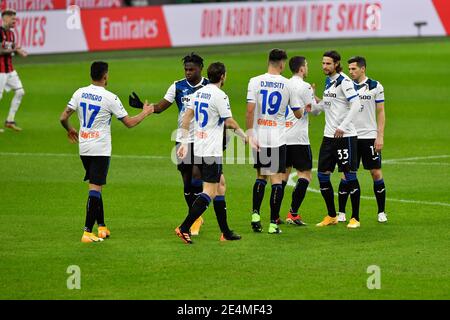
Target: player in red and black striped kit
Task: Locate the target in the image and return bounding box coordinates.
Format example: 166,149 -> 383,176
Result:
0,9 -> 27,133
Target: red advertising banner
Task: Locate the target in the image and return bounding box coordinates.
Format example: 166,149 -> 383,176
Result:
80,6 -> 172,51
1,0 -> 122,11
432,0 -> 450,35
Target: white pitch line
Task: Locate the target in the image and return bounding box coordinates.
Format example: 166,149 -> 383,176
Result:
384,155 -> 450,162
0,152 -> 169,160
287,172 -> 450,208
2,152 -> 449,164
306,186 -> 450,208
1,151 -> 449,207
383,161 -> 450,166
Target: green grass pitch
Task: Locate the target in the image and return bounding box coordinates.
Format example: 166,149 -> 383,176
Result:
0,37 -> 449,299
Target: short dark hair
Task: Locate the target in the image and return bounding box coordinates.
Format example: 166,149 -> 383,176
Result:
348,56 -> 366,68
182,52 -> 204,68
207,62 -> 226,83
323,50 -> 342,73
289,56 -> 306,74
90,61 -> 108,81
269,49 -> 287,63
2,9 -> 16,17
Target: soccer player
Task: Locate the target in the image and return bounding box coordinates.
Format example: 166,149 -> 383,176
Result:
312,50 -> 362,229
145,53 -> 210,235
175,62 -> 247,244
246,49 -> 304,234
337,56 -> 387,223
283,56 -> 320,226
60,61 -> 154,243
0,9 -> 27,133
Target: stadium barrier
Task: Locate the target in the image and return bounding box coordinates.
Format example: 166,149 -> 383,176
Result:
1,0 -> 123,11
11,0 -> 450,55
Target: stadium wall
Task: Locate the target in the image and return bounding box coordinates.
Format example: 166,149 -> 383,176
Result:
11,0 -> 450,55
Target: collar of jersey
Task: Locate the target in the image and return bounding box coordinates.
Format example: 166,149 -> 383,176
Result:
186,77 -> 205,88
328,73 -> 341,82
354,77 -> 369,86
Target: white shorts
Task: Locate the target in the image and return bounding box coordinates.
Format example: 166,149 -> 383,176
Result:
0,70 -> 23,93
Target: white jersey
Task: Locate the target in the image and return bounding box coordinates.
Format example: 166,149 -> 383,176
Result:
353,77 -> 385,139
247,73 -> 300,148
186,84 -> 232,157
67,84 -> 128,156
322,72 -> 359,138
285,76 -> 314,145
164,77 -> 209,143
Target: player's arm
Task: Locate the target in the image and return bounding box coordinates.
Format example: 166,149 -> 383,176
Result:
59,107 -> 78,143
153,83 -> 176,114
288,83 -> 304,119
120,101 -> 154,128
176,108 -> 195,159
246,102 -> 259,150
291,107 -> 304,119
335,80 -> 360,138
0,48 -> 13,55
153,98 -> 172,114
335,96 -> 360,138
310,101 -> 323,115
14,46 -> 27,57
225,117 -> 248,144
375,102 -> 385,152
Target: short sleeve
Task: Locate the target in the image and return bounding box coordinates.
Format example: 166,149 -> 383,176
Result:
342,78 -> 359,101
288,82 -> 301,111
246,78 -> 256,103
110,95 -> 128,120
67,91 -> 78,110
375,83 -> 385,103
163,83 -> 176,104
300,84 -> 314,106
217,94 -> 232,119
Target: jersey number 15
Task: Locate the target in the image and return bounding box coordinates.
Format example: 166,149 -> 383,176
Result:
194,101 -> 209,128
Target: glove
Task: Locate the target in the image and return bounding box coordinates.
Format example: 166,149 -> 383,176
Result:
129,91 -> 144,109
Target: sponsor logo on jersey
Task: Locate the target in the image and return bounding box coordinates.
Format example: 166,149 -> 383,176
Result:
360,95 -> 372,100
257,118 -> 277,127
80,130 -> 100,139
324,92 -> 337,98
196,131 -> 208,139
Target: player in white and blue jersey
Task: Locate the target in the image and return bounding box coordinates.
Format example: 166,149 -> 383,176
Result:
337,56 -> 387,223
60,61 -> 153,243
283,56 -> 321,227
175,62 -> 248,244
246,49 -> 304,234
147,53 -> 209,235
311,51 -> 363,229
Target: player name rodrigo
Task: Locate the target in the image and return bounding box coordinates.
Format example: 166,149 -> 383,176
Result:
177,304 -> 211,318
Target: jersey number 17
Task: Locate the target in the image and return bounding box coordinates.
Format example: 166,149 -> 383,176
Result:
80,102 -> 100,129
